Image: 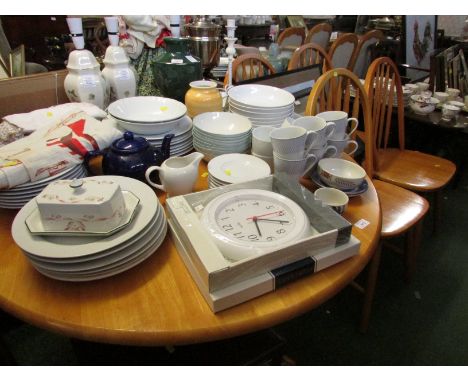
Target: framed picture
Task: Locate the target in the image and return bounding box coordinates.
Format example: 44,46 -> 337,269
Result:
287,16 -> 306,29
404,16 -> 438,70
9,44 -> 25,77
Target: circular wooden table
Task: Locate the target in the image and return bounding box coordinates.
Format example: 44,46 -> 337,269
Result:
0,161 -> 381,346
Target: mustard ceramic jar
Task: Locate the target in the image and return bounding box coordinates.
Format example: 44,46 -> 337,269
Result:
184,80 -> 222,118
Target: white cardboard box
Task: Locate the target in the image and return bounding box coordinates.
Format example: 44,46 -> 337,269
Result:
166,175 -> 356,295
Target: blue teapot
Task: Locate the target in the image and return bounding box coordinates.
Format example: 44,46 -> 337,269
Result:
85,131 -> 174,182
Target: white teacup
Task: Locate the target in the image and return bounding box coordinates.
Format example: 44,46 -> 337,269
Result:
434,91 -> 449,104
306,143 -> 337,162
446,87 -> 460,101
404,84 -> 419,95
441,104 -> 460,121
292,116 -> 335,148
314,187 -> 349,215
252,126 -> 275,157
270,126 -> 314,160
315,111 -> 358,140
273,152 -> 317,179
327,137 -> 358,157
416,82 -> 430,93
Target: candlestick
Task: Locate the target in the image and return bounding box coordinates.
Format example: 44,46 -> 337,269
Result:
224,19 -> 237,89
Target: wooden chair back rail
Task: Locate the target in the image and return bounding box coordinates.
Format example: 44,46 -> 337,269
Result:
328,33 -> 359,70
223,53 -> 276,86
365,57 -> 406,157
287,42 -> 332,72
277,27 -> 306,47
305,68 -> 374,178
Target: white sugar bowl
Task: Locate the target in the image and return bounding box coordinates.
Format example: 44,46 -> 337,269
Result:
36,178 -> 126,233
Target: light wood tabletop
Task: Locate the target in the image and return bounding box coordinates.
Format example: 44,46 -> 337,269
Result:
0,160 -> 381,346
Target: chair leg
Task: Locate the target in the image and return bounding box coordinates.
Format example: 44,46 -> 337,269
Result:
405,220 -> 424,283
359,242 -> 382,334
432,190 -> 442,235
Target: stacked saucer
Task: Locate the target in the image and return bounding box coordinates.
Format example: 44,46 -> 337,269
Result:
11,176 -> 167,282
0,164 -> 87,209
133,115 -> 193,157
192,112 -> 252,161
207,153 -> 271,189
227,84 -> 295,129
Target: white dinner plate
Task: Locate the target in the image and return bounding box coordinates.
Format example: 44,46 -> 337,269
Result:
133,115 -> 192,139
11,176 -> 160,259
108,96 -> 187,123
208,153 -> 271,184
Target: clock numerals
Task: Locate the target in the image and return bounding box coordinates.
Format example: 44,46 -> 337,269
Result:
252,201 -> 260,206
219,216 -> 230,221
276,228 -> 286,234
224,208 -> 235,213
222,224 -> 234,231
233,232 -> 245,238
265,205 -> 275,209
237,202 -> 247,207
248,234 -> 259,241
266,236 -> 276,241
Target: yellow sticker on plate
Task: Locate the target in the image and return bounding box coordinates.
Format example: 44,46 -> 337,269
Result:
201,172 -> 209,178
160,106 -> 168,112
224,169 -> 231,176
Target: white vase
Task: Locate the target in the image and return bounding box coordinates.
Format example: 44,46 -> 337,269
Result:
102,46 -> 137,102
64,49 -> 110,110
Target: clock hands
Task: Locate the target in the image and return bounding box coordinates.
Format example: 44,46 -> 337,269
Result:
255,218 -> 290,224
246,210 -> 285,220
252,216 -> 262,237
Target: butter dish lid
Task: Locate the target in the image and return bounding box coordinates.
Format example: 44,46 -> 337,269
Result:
36,178 -> 121,207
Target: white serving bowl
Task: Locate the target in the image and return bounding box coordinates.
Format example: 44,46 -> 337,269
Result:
434,91 -> 449,104
228,84 -> 295,108
409,95 -> 439,115
108,96 -> 187,123
317,158 -> 366,191
193,112 -> 252,136
448,100 -> 464,109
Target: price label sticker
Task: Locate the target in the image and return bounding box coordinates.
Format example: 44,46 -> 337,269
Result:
116,69 -> 130,80
81,75 -> 98,87
354,219 -> 370,229
171,59 -> 184,64
185,55 -> 198,63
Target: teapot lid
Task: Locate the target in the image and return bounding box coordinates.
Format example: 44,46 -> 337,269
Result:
111,131 -> 149,154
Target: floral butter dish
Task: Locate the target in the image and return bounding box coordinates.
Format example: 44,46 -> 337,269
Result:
34,178 -> 134,234
26,190 -> 139,237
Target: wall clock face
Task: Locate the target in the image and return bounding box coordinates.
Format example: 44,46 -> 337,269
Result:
200,189 -> 310,261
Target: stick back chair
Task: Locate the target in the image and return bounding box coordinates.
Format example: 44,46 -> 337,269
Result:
304,23 -> 332,51
364,57 -> 456,233
351,30 -> 385,79
287,42 -> 332,72
328,33 -> 359,70
305,68 -> 429,332
277,27 -> 306,51
223,53 -> 276,87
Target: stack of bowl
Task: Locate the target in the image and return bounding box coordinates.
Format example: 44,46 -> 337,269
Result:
227,84 -> 295,129
108,96 -> 193,156
192,112 -> 252,161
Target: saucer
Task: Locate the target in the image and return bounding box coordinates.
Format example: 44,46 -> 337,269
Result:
25,190 -> 140,237
310,171 -> 368,197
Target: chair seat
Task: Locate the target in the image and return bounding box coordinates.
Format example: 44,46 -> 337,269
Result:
375,149 -> 456,192
374,179 -> 429,237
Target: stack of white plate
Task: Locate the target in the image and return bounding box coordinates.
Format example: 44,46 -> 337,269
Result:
0,164 -> 87,209
133,115 -> 193,157
11,176 -> 167,282
193,112 -> 252,161
227,84 -> 295,129
207,153 -> 271,189
108,96 -> 188,136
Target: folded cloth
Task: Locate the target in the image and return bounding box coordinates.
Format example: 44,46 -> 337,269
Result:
122,15 -> 170,59
3,102 -> 108,134
0,110 -> 122,189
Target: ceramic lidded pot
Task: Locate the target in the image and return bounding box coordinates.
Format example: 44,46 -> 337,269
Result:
184,80 -> 222,118
64,49 -> 110,110
152,37 -> 203,102
102,46 -> 138,102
